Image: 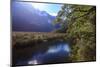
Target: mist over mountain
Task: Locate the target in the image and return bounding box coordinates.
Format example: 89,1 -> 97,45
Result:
12,2 -> 60,32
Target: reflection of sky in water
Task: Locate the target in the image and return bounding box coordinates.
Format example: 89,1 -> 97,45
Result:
16,42 -> 70,65
47,44 -> 70,53
27,43 -> 70,65
28,60 -> 39,65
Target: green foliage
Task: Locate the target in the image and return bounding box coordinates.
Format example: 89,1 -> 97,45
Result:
54,4 -> 96,62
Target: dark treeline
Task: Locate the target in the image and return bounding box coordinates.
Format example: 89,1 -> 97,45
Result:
53,4 -> 96,62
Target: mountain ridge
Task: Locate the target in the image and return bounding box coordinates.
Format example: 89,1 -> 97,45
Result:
12,2 -> 60,32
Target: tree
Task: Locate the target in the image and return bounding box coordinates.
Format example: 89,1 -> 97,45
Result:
53,4 -> 96,61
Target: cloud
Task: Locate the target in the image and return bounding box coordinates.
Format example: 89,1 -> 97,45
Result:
49,13 -> 57,16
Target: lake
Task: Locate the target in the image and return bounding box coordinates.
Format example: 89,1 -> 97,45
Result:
13,41 -> 71,66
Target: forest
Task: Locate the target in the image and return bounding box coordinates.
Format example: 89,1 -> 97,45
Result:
53,4 -> 96,62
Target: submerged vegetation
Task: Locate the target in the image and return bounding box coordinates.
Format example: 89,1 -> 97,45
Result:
54,4 -> 96,62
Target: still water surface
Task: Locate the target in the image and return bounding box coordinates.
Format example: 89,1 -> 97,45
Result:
16,41 -> 71,65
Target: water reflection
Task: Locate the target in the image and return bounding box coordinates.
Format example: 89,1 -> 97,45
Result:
47,43 -> 70,53
27,42 -> 70,65
16,41 -> 71,65
28,60 -> 39,65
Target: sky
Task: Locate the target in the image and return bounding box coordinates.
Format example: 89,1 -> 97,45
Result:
14,0 -> 63,16
30,3 -> 62,16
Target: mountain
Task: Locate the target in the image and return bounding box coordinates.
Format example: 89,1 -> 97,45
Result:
12,2 -> 59,32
